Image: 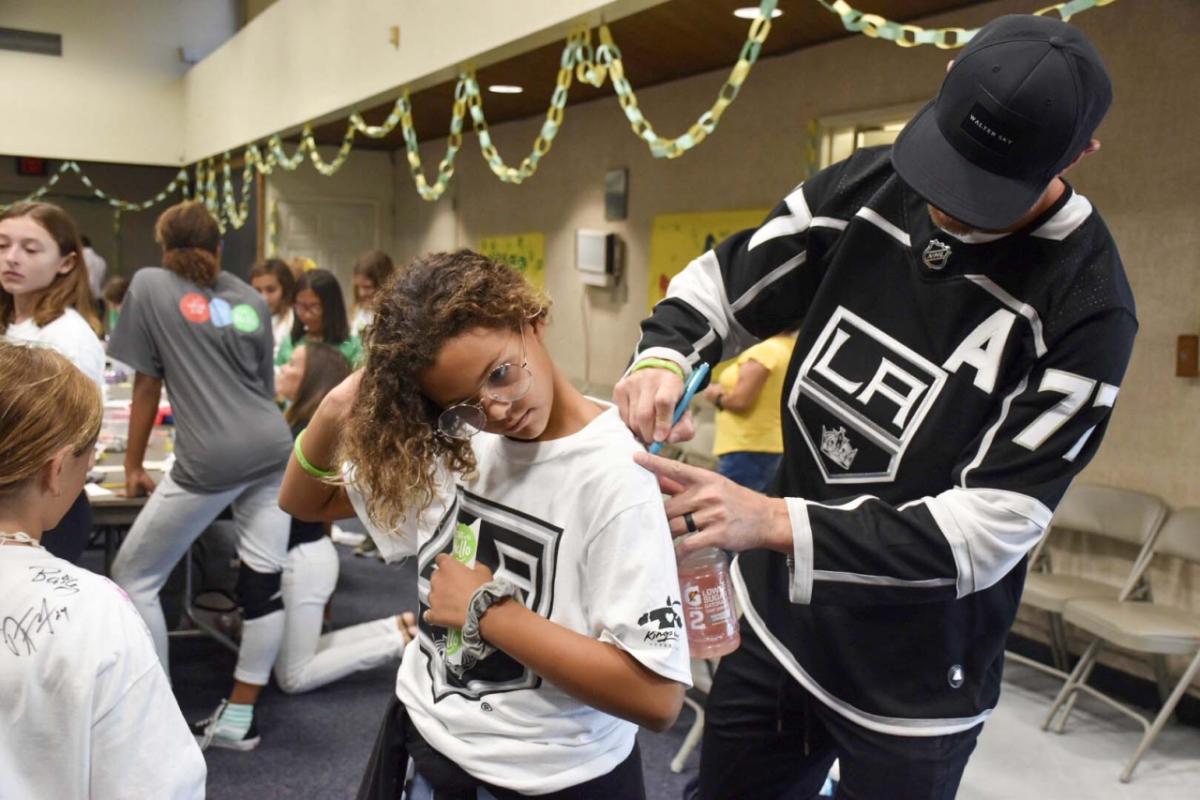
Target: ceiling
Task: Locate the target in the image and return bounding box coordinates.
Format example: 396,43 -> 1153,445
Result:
306,0 -> 983,149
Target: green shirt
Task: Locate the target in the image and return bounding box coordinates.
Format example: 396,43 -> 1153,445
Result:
275,333 -> 363,368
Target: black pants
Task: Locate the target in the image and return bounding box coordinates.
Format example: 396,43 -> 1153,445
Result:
698,624 -> 982,800
358,696 -> 646,800
43,490 -> 91,564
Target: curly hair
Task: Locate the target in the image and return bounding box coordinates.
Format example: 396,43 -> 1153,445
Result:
155,201 -> 221,288
342,250 -> 548,531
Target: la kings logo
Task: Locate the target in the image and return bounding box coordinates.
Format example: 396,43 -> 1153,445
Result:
638,597 -> 682,647
791,307 -> 948,483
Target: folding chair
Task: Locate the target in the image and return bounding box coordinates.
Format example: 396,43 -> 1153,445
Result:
1042,507 -> 1200,782
1007,484 -> 1166,677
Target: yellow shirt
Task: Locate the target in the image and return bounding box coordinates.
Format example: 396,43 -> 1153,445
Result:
713,334 -> 796,456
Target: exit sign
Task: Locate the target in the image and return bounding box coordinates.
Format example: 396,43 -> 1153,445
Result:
17,157 -> 48,176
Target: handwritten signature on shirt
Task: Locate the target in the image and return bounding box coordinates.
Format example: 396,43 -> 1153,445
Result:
27,566 -> 81,596
2,597 -> 71,657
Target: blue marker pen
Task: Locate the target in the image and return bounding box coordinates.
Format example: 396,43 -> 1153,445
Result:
649,362 -> 711,455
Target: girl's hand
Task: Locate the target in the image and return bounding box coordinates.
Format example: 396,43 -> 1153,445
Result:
123,465 -> 157,498
425,555 -> 494,628
320,369 -> 363,422
702,385 -> 723,404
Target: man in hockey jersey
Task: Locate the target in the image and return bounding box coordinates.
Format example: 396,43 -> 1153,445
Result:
615,14 -> 1135,799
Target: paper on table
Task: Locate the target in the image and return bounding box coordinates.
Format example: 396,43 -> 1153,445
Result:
84,483 -> 115,498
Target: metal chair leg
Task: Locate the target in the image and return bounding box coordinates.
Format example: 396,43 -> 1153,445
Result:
168,546 -> 239,654
670,694 -> 705,773
1120,649 -> 1200,782
1049,613 -> 1071,671
1055,642 -> 1103,734
1043,639 -> 1101,732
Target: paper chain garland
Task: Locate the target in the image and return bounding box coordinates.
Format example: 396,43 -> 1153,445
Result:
3,0 -> 1116,224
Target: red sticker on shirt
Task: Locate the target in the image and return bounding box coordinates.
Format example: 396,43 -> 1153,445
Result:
179,293 -> 210,323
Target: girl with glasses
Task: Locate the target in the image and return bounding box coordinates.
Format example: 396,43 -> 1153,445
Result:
280,250 -> 690,799
275,268 -> 363,368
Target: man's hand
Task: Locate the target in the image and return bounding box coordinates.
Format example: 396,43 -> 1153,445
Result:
633,452 -> 792,557
123,465 -> 157,498
614,366 -> 695,447
425,555 -> 495,628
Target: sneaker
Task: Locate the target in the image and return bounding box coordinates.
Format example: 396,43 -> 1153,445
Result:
331,523 -> 367,547
354,537 -> 380,559
191,700 -> 261,752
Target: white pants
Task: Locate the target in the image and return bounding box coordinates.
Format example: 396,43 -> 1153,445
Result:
112,469 -> 289,685
274,537 -> 406,694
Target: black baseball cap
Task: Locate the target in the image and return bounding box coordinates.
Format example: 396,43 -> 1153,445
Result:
892,14 -> 1112,231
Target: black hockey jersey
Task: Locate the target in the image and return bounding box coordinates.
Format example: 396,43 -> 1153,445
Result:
634,146 -> 1137,736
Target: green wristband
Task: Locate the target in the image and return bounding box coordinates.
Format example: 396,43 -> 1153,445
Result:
294,429 -> 337,479
630,357 -> 686,381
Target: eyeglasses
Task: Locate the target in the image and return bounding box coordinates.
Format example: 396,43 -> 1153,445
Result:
436,325 -> 533,439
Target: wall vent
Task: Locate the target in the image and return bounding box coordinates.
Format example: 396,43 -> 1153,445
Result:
0,27 -> 62,57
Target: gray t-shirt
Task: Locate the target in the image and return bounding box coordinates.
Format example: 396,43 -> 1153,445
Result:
108,267 -> 292,492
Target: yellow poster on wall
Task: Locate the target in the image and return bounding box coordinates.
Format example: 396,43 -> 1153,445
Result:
478,232 -> 546,290
647,209 -> 769,314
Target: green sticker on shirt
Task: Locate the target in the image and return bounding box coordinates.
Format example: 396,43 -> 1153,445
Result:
232,304 -> 261,333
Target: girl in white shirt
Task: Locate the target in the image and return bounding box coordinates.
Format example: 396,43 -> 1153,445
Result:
281,251 -> 690,799
249,256 -> 296,359
272,341 -> 416,693
0,342 -> 206,800
349,249 -> 395,337
0,202 -> 105,564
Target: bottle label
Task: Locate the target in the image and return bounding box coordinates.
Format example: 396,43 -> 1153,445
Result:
444,521 -> 479,664
678,558 -> 740,658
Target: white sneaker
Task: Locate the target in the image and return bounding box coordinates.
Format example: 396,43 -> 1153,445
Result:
331,523 -> 367,547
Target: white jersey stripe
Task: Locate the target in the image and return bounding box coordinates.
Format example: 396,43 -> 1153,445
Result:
855,207 -> 911,247
963,275 -> 1048,358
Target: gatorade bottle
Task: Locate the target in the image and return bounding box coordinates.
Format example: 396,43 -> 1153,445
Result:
676,546 -> 740,658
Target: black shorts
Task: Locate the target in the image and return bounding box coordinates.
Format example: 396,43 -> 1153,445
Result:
357,695 -> 646,800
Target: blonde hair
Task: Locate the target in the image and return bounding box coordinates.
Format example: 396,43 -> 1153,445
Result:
0,342 -> 102,498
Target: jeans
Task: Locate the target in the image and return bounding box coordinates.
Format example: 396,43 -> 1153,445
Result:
716,452 -> 782,493
111,469 -> 289,684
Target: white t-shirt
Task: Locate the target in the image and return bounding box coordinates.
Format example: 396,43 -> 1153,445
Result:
271,309 -> 294,358
348,403 -> 691,795
4,308 -> 106,398
84,247 -> 107,299
0,546 -> 206,799
350,307 -> 372,338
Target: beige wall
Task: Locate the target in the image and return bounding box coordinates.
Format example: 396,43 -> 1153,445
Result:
394,0 -> 1200,508
184,0 -> 667,162
0,0 -> 237,165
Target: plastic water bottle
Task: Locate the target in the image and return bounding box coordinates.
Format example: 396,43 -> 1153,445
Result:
676,546 -> 740,658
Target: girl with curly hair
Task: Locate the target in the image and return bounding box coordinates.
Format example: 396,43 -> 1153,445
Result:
281,250 -> 689,799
